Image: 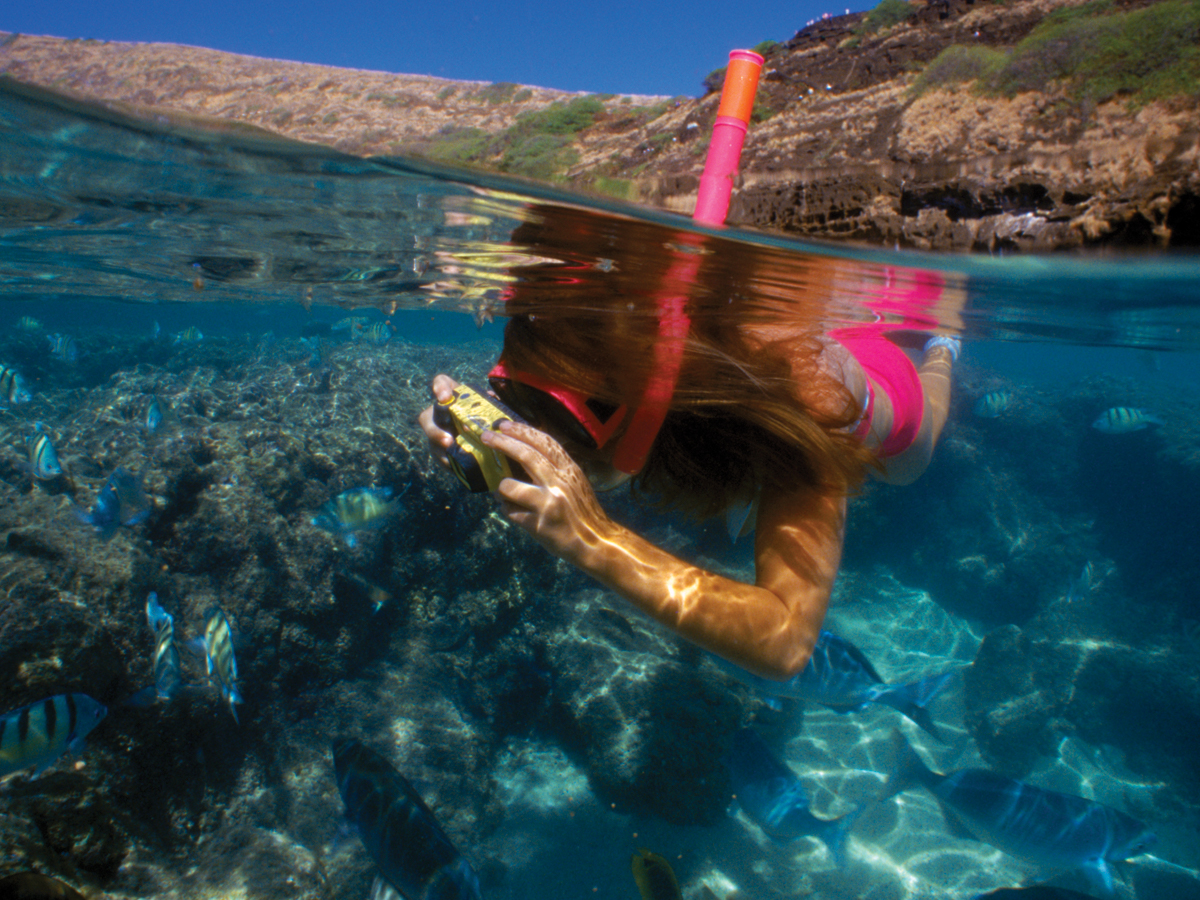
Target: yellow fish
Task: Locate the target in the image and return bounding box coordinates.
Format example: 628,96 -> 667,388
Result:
631,848 -> 683,900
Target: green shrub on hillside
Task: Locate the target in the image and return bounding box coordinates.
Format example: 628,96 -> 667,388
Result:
855,0 -> 916,36
987,0 -> 1200,103
513,96 -> 605,135
500,133 -> 579,180
423,128 -> 490,164
911,45 -> 1007,95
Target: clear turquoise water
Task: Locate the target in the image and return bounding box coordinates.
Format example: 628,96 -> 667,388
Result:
2,77 -> 1199,900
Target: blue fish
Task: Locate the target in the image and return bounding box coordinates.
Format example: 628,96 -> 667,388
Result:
24,424 -> 62,480
1091,407 -> 1162,433
311,487 -> 400,548
717,630 -> 955,741
882,734 -> 1156,894
724,727 -> 859,863
333,738 -> 482,900
76,467 -> 151,539
0,693 -> 107,779
47,333 -> 79,363
196,606 -> 242,723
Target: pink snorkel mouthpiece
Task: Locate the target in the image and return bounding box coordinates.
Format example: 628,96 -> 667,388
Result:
610,49 -> 764,474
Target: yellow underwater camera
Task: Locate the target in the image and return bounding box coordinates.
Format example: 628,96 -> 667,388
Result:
433,384 -> 528,493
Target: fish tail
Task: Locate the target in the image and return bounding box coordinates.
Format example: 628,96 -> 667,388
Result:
822,805 -> 864,867
872,671 -> 956,742
879,730 -> 938,801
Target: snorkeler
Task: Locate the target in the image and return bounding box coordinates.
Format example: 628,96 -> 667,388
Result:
419,205 -> 960,682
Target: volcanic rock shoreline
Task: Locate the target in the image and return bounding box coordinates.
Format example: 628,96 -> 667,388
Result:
2,0 -> 1198,252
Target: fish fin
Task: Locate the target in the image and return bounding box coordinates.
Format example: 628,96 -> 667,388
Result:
879,730 -> 935,801
1082,858 -> 1116,897
762,696 -> 783,712
871,670 -> 957,742
368,876 -> 402,900
823,631 -> 886,684
822,805 -> 864,867
725,492 -> 757,544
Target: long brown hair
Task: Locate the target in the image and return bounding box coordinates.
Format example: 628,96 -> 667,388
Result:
499,203 -> 877,518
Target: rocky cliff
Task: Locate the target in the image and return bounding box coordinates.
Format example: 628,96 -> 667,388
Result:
2,0 -> 1198,251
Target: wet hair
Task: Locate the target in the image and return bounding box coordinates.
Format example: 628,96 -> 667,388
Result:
500,204 -> 878,519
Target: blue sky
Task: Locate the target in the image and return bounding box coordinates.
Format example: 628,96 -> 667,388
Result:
4,0 -> 860,97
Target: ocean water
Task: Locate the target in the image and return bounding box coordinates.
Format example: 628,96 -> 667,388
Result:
1,77 -> 1199,900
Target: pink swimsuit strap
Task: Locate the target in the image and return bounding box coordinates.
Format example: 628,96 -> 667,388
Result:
833,328 -> 924,458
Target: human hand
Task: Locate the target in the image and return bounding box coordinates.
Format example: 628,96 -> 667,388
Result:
481,421 -> 613,567
417,374 -> 460,472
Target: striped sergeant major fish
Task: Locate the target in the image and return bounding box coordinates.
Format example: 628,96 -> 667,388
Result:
882,733 -> 1156,895
0,693 -> 107,779
358,322 -> 393,345
196,606 -> 242,723
714,630 -> 955,741
333,739 -> 482,900
47,333 -> 79,363
25,423 -> 62,480
631,848 -> 683,900
0,364 -> 32,405
172,326 -> 203,345
724,727 -> 860,864
1092,407 -> 1163,434
15,315 -> 43,332
146,593 -> 182,703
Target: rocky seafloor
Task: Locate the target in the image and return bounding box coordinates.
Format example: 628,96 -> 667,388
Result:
0,317 -> 1198,900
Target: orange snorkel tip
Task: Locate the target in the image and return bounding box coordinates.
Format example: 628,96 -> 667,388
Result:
609,49 -> 764,475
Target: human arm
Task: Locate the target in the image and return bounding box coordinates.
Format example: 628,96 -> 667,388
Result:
482,421 -> 845,681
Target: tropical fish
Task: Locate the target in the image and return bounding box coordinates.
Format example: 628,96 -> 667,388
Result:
631,848 -> 683,900
345,571 -> 394,613
974,391 -> 1013,418
332,738 -> 482,900
0,364 -> 32,405
0,872 -> 87,900
172,326 -> 204,345
76,467 -> 151,539
0,693 -> 107,780
359,322 -> 393,345
882,733 -> 1156,894
724,727 -> 859,863
145,593 -> 182,703
24,424 -> 62,480
1091,407 -> 1162,433
311,487 -> 400,548
151,320 -> 161,340
715,630 -> 955,741
15,315 -> 43,332
1064,560 -> 1096,605
196,606 -> 242,723
144,394 -> 180,436
46,333 -> 79,363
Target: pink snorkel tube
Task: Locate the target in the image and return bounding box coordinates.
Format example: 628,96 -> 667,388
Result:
610,49 -> 764,474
